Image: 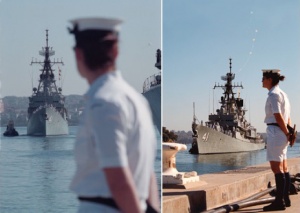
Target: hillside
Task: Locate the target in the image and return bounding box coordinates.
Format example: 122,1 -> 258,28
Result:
0,95 -> 84,127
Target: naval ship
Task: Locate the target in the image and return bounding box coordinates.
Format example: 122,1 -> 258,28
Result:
142,49 -> 161,134
190,59 -> 265,154
27,30 -> 68,136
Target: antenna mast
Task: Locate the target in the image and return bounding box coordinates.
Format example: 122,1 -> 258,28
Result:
213,88 -> 214,114
213,58 -> 243,112
249,99 -> 251,123
193,102 -> 195,122
30,29 -> 64,96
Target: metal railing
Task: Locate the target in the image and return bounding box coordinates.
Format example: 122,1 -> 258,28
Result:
143,73 -> 161,93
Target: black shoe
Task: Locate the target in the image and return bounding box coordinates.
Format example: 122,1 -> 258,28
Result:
263,202 -> 286,211
284,199 -> 291,207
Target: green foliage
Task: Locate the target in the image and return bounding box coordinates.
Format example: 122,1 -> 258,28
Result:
162,126 -> 178,142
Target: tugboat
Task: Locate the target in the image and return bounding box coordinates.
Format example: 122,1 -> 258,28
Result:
3,120 -> 19,137
142,49 -> 161,134
190,58 -> 265,154
27,30 -> 69,136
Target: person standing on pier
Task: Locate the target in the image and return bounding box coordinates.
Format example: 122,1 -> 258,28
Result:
68,17 -> 160,213
262,69 -> 292,211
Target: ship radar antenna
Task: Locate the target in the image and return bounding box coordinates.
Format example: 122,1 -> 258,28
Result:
155,49 -> 161,70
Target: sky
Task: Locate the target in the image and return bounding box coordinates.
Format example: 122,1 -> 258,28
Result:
0,0 -> 161,96
163,0 -> 300,132
1,1 -> 300,134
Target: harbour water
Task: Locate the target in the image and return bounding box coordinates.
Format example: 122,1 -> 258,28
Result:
176,142 -> 300,175
0,126 -> 161,213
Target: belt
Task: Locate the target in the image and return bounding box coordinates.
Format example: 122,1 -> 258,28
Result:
78,196 -> 118,209
78,196 -> 158,213
267,123 -> 279,127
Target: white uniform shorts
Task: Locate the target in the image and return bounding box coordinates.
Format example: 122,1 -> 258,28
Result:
266,126 -> 288,162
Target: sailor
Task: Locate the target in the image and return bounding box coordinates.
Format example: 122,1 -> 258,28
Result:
262,69 -> 292,211
68,17 -> 159,213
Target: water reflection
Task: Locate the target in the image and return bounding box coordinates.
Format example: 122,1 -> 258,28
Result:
0,127 -> 77,212
176,143 -> 300,175
195,151 -> 264,167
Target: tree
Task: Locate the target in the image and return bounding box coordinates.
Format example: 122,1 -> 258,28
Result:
162,126 -> 178,142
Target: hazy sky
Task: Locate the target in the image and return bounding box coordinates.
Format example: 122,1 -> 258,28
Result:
163,0 -> 300,132
2,0 -> 300,133
0,0 -> 161,96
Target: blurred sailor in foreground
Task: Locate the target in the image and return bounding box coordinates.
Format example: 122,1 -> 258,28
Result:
68,17 -> 160,213
262,69 -> 294,211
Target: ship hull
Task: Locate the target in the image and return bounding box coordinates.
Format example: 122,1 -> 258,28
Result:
27,107 -> 68,136
196,125 -> 265,154
143,84 -> 161,134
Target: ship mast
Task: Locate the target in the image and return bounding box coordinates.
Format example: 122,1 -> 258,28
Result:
193,102 -> 196,123
213,58 -> 243,113
30,29 -> 64,98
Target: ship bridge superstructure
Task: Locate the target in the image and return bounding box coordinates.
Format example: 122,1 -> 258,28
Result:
213,58 -> 243,116
29,30 -> 65,109
208,58 -> 254,136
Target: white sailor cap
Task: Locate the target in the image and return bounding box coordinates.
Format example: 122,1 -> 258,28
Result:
69,17 -> 123,47
69,17 -> 122,32
262,69 -> 280,74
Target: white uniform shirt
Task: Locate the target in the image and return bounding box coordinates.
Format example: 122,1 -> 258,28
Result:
264,85 -> 290,124
70,70 -> 157,208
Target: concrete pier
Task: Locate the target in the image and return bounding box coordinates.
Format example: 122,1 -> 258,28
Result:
233,192 -> 300,213
163,157 -> 300,213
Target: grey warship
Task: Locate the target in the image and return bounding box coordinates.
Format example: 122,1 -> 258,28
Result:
190,59 -> 265,154
142,49 -> 161,134
27,30 -> 68,136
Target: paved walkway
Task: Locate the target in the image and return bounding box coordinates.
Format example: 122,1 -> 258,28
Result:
233,193 -> 300,213
163,158 -> 300,213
